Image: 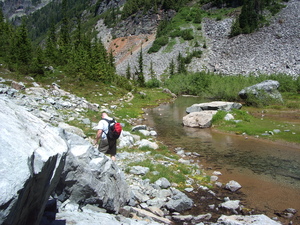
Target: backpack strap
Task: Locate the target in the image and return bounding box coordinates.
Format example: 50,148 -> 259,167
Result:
101,118 -> 115,135
102,118 -> 115,124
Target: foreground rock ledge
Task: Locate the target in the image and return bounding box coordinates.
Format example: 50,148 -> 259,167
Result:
0,98 -> 68,225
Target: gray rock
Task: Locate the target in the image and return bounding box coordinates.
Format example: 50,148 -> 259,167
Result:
155,178 -> 171,189
58,122 -> 86,138
132,125 -> 148,132
0,98 -> 68,225
219,200 -> 240,210
130,166 -> 150,175
217,214 -> 281,225
165,188 -> 193,212
139,129 -> 151,136
183,111 -> 218,128
225,180 -> 242,192
135,139 -> 159,149
186,101 -> 242,113
239,80 -> 283,104
130,207 -> 172,224
55,132 -> 129,213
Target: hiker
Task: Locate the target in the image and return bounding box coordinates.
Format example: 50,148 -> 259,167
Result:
94,110 -> 117,161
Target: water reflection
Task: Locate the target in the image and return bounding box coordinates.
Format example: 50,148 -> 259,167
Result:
144,96 -> 300,214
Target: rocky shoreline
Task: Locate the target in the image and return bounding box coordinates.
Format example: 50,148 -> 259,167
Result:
0,77 -> 297,225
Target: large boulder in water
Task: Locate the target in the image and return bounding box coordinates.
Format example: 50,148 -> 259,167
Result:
183,111 -> 218,128
186,101 -> 242,114
0,97 -> 68,225
238,80 -> 283,104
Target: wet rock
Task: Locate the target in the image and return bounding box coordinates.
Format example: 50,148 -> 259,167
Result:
132,125 -> 147,131
219,200 -> 241,211
225,180 -> 242,192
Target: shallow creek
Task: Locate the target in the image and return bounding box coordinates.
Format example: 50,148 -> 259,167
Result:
143,96 -> 300,221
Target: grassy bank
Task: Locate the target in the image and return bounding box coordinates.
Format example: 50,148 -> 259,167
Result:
164,72 -> 300,145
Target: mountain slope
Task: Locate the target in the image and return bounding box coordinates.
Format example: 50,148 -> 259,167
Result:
109,0 -> 299,79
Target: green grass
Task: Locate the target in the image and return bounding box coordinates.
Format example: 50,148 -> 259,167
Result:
212,107 -> 300,144
125,147 -> 209,190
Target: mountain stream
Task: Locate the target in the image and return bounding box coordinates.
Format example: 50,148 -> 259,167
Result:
143,96 -> 300,221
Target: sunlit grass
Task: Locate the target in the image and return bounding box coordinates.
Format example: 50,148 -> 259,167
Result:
121,144 -> 211,190
213,107 -> 300,144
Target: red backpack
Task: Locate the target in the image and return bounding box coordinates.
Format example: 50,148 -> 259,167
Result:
102,118 -> 122,140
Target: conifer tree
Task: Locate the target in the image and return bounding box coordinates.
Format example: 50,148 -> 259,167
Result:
126,63 -> 131,80
45,23 -> 58,64
58,0 -> 71,64
169,59 -> 175,77
137,47 -> 145,87
11,20 -> 32,73
177,52 -> 186,74
0,9 -> 12,60
149,61 -> 155,79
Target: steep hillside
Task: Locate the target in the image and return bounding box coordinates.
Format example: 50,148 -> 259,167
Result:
107,0 -> 299,79
0,0 -> 52,20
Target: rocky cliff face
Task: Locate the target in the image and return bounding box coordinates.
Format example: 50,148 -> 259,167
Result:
1,0 -> 52,20
108,0 -> 300,79
195,0 -> 300,76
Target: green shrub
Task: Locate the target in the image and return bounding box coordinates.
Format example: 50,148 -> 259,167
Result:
148,36 -> 169,53
148,43 -> 161,53
269,73 -> 298,93
145,78 -> 161,88
181,29 -> 194,40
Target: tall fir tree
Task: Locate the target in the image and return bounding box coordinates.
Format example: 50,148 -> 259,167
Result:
169,59 -> 175,77
45,23 -> 58,64
11,20 -> 33,73
177,52 -> 186,74
126,63 -> 131,80
137,47 -> 145,87
0,9 -> 12,60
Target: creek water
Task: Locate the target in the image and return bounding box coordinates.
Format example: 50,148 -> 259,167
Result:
143,96 -> 300,220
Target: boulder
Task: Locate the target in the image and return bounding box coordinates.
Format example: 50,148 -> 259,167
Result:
155,177 -> 171,189
55,134 -> 129,213
217,214 -> 281,225
183,111 -> 218,128
165,188 -> 193,212
58,122 -> 86,138
186,101 -> 242,113
135,139 -> 159,149
0,97 -> 68,225
225,180 -> 242,192
238,80 -> 283,103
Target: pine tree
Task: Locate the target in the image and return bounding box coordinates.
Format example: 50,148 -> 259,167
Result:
177,52 -> 186,74
149,61 -> 155,79
0,9 -> 12,60
169,59 -> 175,77
58,0 -> 71,64
126,63 -> 131,80
12,20 -> 33,73
45,23 -> 58,64
137,47 -> 145,87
